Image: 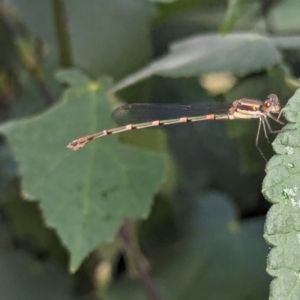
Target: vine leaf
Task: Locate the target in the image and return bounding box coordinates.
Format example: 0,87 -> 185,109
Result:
262,88 -> 300,299
0,70 -> 167,271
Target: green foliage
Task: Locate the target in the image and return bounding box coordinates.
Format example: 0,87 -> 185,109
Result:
8,0 -> 153,79
220,0 -> 252,33
0,252 -> 73,300
263,88 -> 300,299
110,33 -> 286,93
255,0 -> 300,32
106,194 -> 270,300
0,0 -> 299,299
151,0 -> 176,3
0,70 -> 167,271
154,0 -> 222,22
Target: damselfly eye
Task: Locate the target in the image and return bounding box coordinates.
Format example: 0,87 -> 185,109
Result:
267,94 -> 278,104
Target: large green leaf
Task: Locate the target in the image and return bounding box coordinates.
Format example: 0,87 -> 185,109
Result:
262,88 -> 300,299
105,193 -> 270,300
110,33 -> 283,93
0,70 -> 167,271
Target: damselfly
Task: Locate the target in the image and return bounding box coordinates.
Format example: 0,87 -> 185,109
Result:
67,94 -> 285,161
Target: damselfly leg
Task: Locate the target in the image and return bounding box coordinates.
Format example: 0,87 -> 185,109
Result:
256,111 -> 287,162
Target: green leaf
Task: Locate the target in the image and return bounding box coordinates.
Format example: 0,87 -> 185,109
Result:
153,0 -> 222,22
8,0 -> 154,79
0,70 -> 167,271
105,193 -> 270,300
0,252 -> 73,300
255,0 -> 300,32
151,0 -> 176,3
220,0 -> 251,33
110,33 -> 282,93
270,36 -> 300,50
5,199 -> 68,262
262,88 -> 300,299
10,71 -> 47,119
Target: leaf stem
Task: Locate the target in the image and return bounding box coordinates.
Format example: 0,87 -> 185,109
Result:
119,220 -> 163,300
51,0 -> 73,67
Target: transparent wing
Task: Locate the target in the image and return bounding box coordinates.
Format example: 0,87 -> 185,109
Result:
111,102 -> 232,126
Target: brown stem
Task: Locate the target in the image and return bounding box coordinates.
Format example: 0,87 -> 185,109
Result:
51,0 -> 73,67
119,220 -> 163,300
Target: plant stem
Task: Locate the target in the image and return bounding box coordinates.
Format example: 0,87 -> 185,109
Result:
51,0 -> 73,67
119,220 -> 163,300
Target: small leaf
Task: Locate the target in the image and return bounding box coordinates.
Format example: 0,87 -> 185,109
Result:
0,70 -> 167,271
262,88 -> 300,299
110,33 -> 282,93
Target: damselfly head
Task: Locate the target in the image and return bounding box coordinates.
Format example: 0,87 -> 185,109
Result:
262,94 -> 281,113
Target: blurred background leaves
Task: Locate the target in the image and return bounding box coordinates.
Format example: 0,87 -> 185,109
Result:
0,0 -> 299,299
